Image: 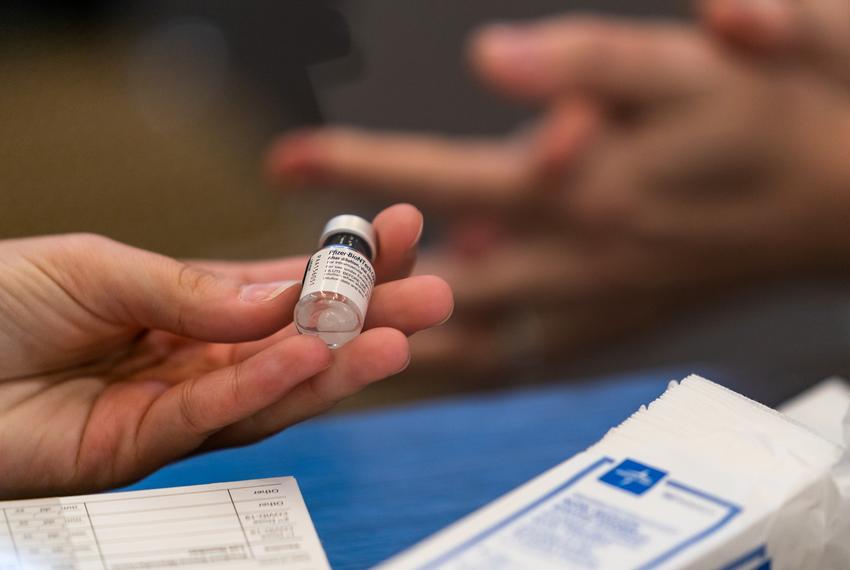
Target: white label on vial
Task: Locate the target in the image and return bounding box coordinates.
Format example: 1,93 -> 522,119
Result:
300,246 -> 376,317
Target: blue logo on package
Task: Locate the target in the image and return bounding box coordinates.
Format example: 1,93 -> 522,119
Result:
599,459 -> 667,495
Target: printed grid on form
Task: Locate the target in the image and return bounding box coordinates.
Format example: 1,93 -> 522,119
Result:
0,477 -> 329,570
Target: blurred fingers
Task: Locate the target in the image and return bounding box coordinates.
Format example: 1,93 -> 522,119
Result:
533,97 -> 602,178
470,17 -> 720,104
417,240 -> 627,309
703,0 -> 850,83
268,127 -> 536,210
701,0 -> 799,52
407,291 -> 692,378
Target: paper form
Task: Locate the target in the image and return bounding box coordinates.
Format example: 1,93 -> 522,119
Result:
0,477 -> 330,570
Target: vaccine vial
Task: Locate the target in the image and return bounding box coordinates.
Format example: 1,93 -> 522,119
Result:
294,215 -> 377,349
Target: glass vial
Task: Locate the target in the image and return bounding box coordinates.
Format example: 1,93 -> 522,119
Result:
294,215 -> 377,349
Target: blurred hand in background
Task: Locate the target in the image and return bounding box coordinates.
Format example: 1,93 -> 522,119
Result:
0,204 -> 452,498
267,12 -> 850,379
702,0 -> 850,83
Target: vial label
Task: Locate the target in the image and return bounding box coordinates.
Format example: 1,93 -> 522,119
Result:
300,245 -> 376,316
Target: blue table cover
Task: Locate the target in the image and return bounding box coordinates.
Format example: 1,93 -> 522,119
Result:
125,369 -> 699,569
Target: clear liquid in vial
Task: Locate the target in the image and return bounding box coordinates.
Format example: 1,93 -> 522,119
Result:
294,291 -> 365,349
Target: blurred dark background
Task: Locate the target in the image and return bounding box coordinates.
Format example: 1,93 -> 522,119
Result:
2,0 -> 849,409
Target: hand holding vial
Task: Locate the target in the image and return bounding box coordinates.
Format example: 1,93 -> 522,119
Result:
0,204 -> 452,498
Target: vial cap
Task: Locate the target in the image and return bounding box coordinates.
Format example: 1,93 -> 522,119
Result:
319,215 -> 377,260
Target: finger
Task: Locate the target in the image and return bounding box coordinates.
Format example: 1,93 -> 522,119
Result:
364,274 -> 454,332
470,18 -> 720,104
229,274 -> 454,362
407,296 -> 670,376
43,234 -> 302,343
202,327 -> 410,448
267,127 -> 535,210
416,240 -> 622,309
532,97 -> 602,179
371,203 -> 422,282
136,334 -> 331,465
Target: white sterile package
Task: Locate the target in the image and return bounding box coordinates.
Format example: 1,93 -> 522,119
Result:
777,377 -> 850,445
381,375 -> 850,570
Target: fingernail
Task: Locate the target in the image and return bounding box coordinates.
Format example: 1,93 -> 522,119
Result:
411,213 -> 425,249
396,353 -> 412,374
239,280 -> 300,303
437,305 -> 455,327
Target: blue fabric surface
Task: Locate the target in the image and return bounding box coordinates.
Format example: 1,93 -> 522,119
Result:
124,370 -> 691,569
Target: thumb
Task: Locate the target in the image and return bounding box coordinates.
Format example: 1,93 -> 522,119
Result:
56,234 -> 302,342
